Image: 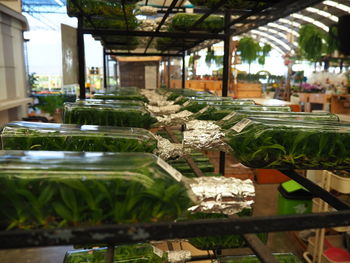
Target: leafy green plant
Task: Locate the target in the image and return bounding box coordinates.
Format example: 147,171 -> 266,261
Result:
28,72 -> 39,92
326,26 -> 339,55
258,44 -> 272,65
225,118 -> 350,169
0,152 -> 192,230
37,95 -> 64,116
64,244 -> 167,263
217,111 -> 340,129
237,37 -> 261,72
181,99 -> 254,113
1,123 -> 158,153
219,253 -> 302,263
168,13 -> 224,32
188,103 -> 290,115
298,24 -> 325,61
93,93 -> 148,102
185,210 -> 267,250
63,103 -> 157,128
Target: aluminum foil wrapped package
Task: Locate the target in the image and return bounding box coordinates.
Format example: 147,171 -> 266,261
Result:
147,105 -> 182,116
154,135 -> 186,160
155,110 -> 193,127
167,250 -> 192,263
141,90 -> 174,107
183,120 -> 231,152
187,176 -> 255,215
185,120 -> 219,131
138,6 -> 158,16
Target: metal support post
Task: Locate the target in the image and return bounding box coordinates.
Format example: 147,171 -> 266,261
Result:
105,245 -> 114,263
77,17 -> 86,99
219,11 -> 231,176
103,48 -> 107,89
222,11 -> 231,96
182,53 -> 186,89
167,56 -> 171,89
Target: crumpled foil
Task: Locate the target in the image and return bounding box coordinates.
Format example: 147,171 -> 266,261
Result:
140,90 -> 174,107
147,105 -> 182,116
167,250 -> 192,263
154,135 -> 185,160
186,177 -> 255,215
185,120 -> 219,131
183,120 -> 231,152
138,6 -> 158,16
155,110 -> 193,127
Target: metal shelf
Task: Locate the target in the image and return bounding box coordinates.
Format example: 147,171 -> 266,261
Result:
1,208 -> 350,249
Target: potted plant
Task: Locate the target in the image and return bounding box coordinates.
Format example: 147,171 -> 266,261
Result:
237,37 -> 270,73
168,13 -> 224,32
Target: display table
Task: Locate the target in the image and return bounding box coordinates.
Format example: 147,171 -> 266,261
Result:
297,93 -> 332,112
233,83 -> 262,98
330,94 -> 350,114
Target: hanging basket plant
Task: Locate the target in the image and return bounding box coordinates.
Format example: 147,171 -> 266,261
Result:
168,13 -> 224,32
298,24 -> 326,62
237,36 -> 261,72
258,44 -> 271,65
326,26 -> 339,55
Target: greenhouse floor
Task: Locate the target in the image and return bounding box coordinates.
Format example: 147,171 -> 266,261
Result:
0,184 -> 304,263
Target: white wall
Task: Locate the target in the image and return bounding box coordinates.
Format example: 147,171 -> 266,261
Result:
0,4 -> 30,125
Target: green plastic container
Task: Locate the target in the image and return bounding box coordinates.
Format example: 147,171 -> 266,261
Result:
277,180 -> 313,215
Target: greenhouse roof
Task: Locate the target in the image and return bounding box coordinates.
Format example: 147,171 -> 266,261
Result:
23,0 -> 349,55
247,0 -> 350,54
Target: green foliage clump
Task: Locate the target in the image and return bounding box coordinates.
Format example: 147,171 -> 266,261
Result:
191,104 -> 290,118
63,103 -> 157,128
298,24 -> 325,62
219,253 -> 302,263
169,13 -> 224,32
64,244 -> 167,263
93,93 -> 148,102
217,111 -> 340,130
37,95 -> 64,116
225,118 -> 350,169
1,124 -> 158,153
186,210 -> 267,250
0,153 -> 192,230
237,37 -> 271,69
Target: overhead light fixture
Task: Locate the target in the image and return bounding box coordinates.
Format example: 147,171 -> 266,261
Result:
250,34 -> 285,54
251,29 -> 293,52
258,26 -> 298,46
53,0 -> 64,6
323,0 -> 350,13
290,13 -> 329,32
278,18 -> 301,28
305,7 -> 338,22
267,22 -> 300,37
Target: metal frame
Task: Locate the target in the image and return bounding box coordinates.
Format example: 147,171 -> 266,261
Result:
72,0 -> 324,97
58,2 -> 345,262
1,169 -> 350,249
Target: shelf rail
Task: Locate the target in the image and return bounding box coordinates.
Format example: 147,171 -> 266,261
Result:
1,209 -> 350,249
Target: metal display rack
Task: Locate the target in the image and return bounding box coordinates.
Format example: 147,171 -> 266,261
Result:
71,0 -> 325,178
70,0 -> 324,99
0,169 -> 350,251
5,1 -> 349,263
